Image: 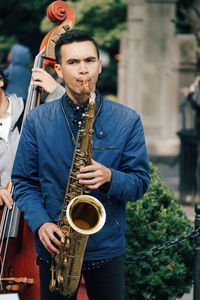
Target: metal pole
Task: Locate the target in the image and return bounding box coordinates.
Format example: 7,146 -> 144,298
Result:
193,203 -> 200,300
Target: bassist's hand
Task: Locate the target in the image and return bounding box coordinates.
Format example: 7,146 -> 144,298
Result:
0,188 -> 13,209
31,67 -> 59,94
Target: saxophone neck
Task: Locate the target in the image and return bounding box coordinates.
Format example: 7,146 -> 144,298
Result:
86,91 -> 96,121
89,91 -> 96,105
82,80 -> 96,109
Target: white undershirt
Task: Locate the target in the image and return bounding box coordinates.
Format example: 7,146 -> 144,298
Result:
0,97 -> 12,142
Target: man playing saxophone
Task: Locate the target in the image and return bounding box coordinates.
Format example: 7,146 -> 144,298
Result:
12,30 -> 150,300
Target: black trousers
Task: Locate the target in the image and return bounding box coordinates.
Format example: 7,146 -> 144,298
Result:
38,255 -> 125,300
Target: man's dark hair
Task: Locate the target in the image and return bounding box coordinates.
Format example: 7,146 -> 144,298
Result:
55,29 -> 100,63
0,67 -> 8,90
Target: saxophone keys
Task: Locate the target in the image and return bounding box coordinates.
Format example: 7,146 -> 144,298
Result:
49,279 -> 56,291
63,256 -> 68,267
81,131 -> 87,137
61,225 -> 70,236
55,253 -> 60,264
49,266 -> 56,291
79,152 -> 85,157
57,274 -> 64,287
75,159 -> 84,167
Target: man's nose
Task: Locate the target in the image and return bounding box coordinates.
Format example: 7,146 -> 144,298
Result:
79,61 -> 88,74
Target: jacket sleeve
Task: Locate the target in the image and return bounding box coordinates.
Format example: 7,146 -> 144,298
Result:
108,113 -> 150,203
45,84 -> 65,103
11,113 -> 53,234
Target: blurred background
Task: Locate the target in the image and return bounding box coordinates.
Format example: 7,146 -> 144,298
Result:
1,0 -> 200,200
1,1 -> 200,299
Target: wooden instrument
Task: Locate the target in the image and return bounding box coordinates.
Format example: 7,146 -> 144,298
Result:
0,1 -> 75,299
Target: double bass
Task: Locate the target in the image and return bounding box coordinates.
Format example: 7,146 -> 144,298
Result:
0,1 -> 86,299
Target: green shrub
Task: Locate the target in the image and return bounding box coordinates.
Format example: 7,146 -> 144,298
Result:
125,163 -> 194,300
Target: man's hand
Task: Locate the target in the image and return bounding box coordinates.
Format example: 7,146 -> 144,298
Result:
182,76 -> 200,96
0,188 -> 13,209
77,159 -> 112,190
31,67 -> 59,94
38,222 -> 64,255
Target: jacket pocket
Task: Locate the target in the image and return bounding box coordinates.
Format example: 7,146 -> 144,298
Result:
92,146 -> 121,169
95,194 -> 121,234
92,146 -> 117,150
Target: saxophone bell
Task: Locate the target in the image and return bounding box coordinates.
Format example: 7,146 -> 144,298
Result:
66,195 -> 106,235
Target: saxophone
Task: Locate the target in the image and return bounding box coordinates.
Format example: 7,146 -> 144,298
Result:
49,82 -> 106,297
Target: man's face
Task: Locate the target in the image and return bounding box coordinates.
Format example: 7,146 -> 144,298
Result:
54,41 -> 102,103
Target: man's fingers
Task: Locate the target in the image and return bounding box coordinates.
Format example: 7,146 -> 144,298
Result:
40,231 -> 59,255
85,183 -> 101,190
32,67 -> 46,75
77,171 -> 98,179
79,179 -> 101,190
80,164 -> 98,173
31,80 -> 44,88
79,177 -> 99,185
0,189 -> 13,209
77,160 -> 111,190
38,222 -> 64,254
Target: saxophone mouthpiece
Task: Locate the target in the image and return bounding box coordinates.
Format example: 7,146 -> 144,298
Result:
83,81 -> 92,94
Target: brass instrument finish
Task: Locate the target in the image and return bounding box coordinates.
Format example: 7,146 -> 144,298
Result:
49,84 -> 106,296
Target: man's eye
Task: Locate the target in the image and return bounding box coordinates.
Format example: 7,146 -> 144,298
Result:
86,58 -> 96,63
68,60 -> 77,65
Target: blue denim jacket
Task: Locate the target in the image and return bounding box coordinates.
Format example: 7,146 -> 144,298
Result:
12,92 -> 150,261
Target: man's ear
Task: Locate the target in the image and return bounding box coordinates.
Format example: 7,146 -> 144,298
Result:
98,60 -> 103,75
54,64 -> 63,79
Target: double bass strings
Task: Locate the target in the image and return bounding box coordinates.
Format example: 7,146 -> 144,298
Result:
0,185 -> 15,291
24,47 -> 45,120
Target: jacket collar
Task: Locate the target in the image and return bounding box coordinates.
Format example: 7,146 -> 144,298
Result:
61,90 -> 104,140
61,90 -> 102,116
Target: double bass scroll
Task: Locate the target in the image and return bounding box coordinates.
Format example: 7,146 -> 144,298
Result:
40,0 -> 75,68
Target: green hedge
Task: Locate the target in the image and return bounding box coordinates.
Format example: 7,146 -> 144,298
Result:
125,163 -> 194,300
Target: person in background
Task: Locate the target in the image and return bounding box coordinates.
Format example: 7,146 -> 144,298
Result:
4,44 -> 32,100
0,67 -> 23,209
0,66 -> 63,209
182,77 -> 200,200
12,29 -> 150,300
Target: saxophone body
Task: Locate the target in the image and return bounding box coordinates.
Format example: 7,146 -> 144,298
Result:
49,88 -> 106,296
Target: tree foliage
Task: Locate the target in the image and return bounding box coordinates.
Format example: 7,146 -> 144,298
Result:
0,0 -> 53,54
176,0 -> 200,43
69,0 -> 127,52
126,163 -> 194,299
1,0 -> 200,91
71,0 -> 127,95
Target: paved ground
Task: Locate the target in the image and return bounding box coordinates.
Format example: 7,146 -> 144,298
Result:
154,161 -> 193,300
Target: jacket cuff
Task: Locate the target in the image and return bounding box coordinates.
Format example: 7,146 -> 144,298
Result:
45,84 -> 65,103
99,168 -> 112,193
31,215 -> 53,235
107,168 -> 127,201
